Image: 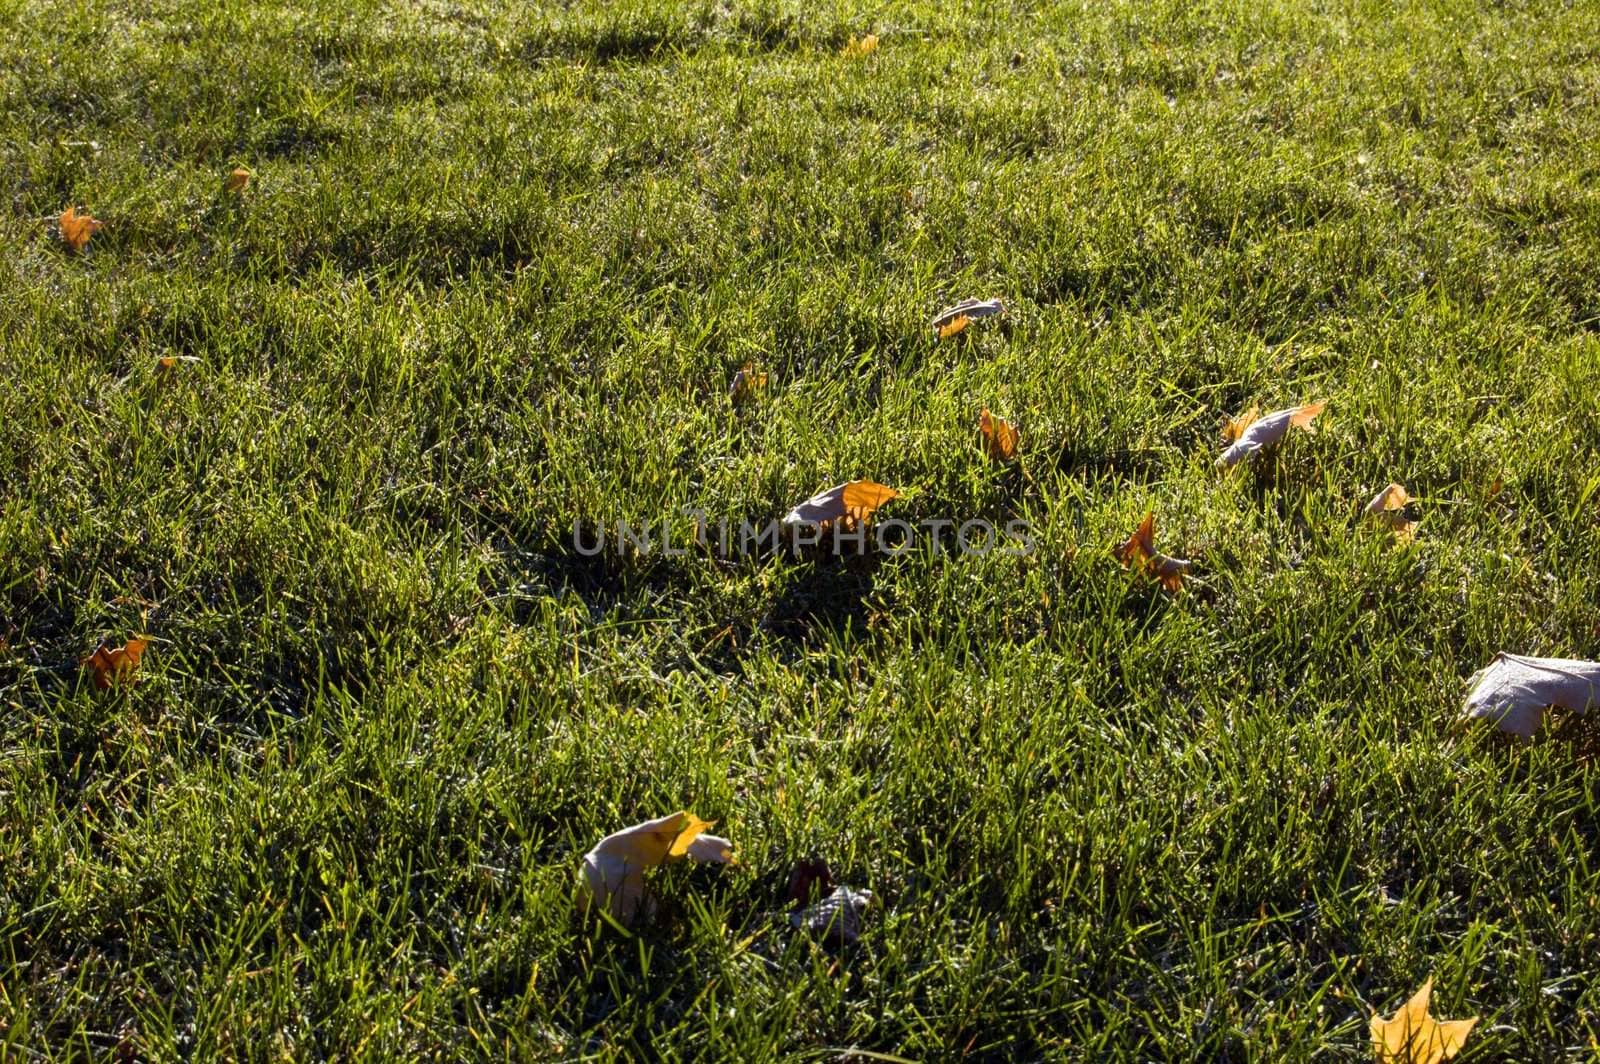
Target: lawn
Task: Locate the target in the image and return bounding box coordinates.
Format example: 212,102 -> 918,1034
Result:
3,0 -> 1600,1058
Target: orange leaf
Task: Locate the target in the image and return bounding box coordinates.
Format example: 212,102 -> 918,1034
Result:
1114,512 -> 1191,592
1370,978 -> 1478,1064
81,636 -> 150,689
59,206 -> 102,252
1216,401 -> 1326,468
1223,405 -> 1260,442
1364,482 -> 1418,541
932,297 -> 1004,338
729,362 -> 769,405
979,408 -> 1020,461
225,167 -> 252,193
783,480 -> 899,531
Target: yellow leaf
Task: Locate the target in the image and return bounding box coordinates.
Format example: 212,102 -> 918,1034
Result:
841,33 -> 878,57
979,408 -> 1020,462
225,167 -> 252,193
59,206 -> 102,252
81,636 -> 150,689
579,810 -> 734,923
938,315 -> 970,339
1370,978 -> 1477,1063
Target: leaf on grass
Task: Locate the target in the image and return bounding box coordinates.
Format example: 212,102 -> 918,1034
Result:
782,480 -> 898,530
579,810 -> 735,924
791,884 -> 873,945
225,167 -> 252,193
979,408 -> 1020,462
1114,512 -> 1192,592
1370,978 -> 1477,1063
786,858 -> 837,906
1216,401 -> 1325,468
841,33 -> 878,57
1364,482 -> 1418,541
932,298 -> 1004,338
81,636 -> 150,689
59,207 -> 103,252
729,363 -> 768,405
157,355 -> 201,373
1460,652 -> 1600,737
1223,406 -> 1260,443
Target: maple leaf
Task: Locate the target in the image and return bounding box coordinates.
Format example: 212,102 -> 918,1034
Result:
932,297 -> 1004,339
1114,512 -> 1192,592
1216,401 -> 1325,468
729,362 -> 768,405
225,167 -> 252,193
782,480 -> 898,532
979,408 -> 1020,462
579,811 -> 734,923
1364,482 -> 1418,541
59,207 -> 103,252
1370,978 -> 1478,1063
1461,652 -> 1600,737
81,636 -> 150,689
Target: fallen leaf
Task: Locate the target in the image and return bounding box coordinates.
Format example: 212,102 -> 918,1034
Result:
786,858 -> 836,906
979,408 -> 1020,462
729,363 -> 768,405
1114,512 -> 1192,592
790,885 -> 873,945
579,810 -> 735,924
1216,401 -> 1325,469
782,480 -> 898,531
225,167 -> 252,193
1364,482 -> 1419,541
1370,978 -> 1478,1063
841,33 -> 879,57
81,636 -> 150,689
59,207 -> 103,252
157,355 -> 201,373
932,298 -> 1004,338
1223,405 -> 1260,443
1461,652 -> 1600,737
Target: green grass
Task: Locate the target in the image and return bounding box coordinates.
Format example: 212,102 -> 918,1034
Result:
4,0 -> 1600,1057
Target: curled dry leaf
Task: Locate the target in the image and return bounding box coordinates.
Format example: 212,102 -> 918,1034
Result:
1216,402 -> 1325,468
1460,652 -> 1600,737
790,885 -> 873,946
1223,406 -> 1260,443
59,207 -> 103,252
782,480 -> 898,531
729,363 -> 768,406
225,167 -> 252,193
81,636 -> 150,689
932,298 -> 1004,339
979,408 -> 1020,462
579,810 -> 734,924
841,33 -> 878,57
1370,978 -> 1477,1064
1364,482 -> 1418,541
1114,512 -> 1191,592
786,857 -> 836,906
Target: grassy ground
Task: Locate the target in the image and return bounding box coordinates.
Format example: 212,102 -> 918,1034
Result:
4,0 -> 1600,1058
